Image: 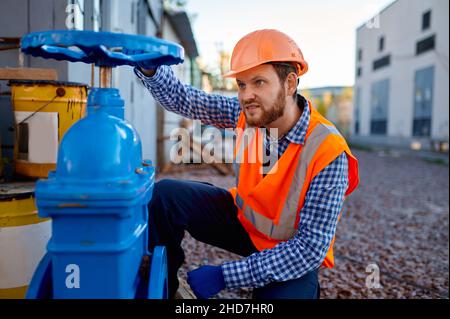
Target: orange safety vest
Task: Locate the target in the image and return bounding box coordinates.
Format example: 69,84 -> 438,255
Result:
229,100 -> 359,268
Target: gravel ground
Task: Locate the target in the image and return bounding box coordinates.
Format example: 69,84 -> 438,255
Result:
156,149 -> 449,299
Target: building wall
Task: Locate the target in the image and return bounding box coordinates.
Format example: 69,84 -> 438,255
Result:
0,0 -> 69,85
0,0 -> 165,165
354,0 -> 449,148
160,15 -> 194,164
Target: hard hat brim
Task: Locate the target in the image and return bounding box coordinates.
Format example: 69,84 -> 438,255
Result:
222,61 -> 263,78
223,60 -> 308,78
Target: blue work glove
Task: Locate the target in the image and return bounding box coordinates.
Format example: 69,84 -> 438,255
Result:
187,265 -> 226,299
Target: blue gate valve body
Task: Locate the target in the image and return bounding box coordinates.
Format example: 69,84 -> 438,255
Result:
35,113 -> 154,299
21,30 -> 184,299
88,88 -> 125,119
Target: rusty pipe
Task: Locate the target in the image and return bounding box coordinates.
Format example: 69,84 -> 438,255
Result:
99,67 -> 112,88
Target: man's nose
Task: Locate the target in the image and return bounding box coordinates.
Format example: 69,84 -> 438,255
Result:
240,88 -> 256,103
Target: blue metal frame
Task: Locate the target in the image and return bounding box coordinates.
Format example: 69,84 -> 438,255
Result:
26,253 -> 53,299
21,30 -> 177,299
148,246 -> 168,299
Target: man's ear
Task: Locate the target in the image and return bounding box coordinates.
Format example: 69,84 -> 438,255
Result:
286,72 -> 298,96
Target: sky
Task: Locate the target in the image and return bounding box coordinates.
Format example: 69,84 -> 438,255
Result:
184,0 -> 396,89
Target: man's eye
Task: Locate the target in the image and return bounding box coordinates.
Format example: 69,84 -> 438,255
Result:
256,80 -> 264,86
238,83 -> 246,89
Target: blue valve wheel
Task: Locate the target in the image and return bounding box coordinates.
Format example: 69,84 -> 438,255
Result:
21,30 -> 184,67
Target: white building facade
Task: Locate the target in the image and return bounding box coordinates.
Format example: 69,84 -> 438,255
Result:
353,0 -> 449,150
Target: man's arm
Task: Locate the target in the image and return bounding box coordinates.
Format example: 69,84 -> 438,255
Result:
221,152 -> 349,288
134,66 -> 241,128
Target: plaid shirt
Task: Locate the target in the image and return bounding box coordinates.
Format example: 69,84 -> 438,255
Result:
135,66 -> 349,289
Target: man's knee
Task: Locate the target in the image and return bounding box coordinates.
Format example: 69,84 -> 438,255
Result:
149,179 -> 194,223
153,179 -> 178,196
152,179 -> 217,204
147,179 -> 189,242
148,179 -> 177,216
150,179 -> 185,206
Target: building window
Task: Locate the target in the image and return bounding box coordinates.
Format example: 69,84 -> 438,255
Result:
356,67 -> 362,78
422,10 -> 431,31
370,79 -> 389,135
358,49 -> 363,62
413,66 -> 434,137
373,55 -> 391,71
416,35 -> 435,55
378,36 -> 385,52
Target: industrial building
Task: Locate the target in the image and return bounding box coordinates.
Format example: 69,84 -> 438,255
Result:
352,0 -> 449,151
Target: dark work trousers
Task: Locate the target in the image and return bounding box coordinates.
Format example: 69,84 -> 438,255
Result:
147,179 -> 321,299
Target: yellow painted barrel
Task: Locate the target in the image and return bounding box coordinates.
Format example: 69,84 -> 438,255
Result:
10,80 -> 88,178
0,182 -> 51,299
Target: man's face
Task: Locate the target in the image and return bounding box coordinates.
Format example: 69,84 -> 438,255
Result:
236,64 -> 286,127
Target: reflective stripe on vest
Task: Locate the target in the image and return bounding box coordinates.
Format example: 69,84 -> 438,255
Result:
234,126 -> 258,187
235,123 -> 342,240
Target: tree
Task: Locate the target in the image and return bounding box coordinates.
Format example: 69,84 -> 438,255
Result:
316,99 -> 328,117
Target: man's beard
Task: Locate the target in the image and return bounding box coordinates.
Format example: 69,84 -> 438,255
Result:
244,88 -> 286,127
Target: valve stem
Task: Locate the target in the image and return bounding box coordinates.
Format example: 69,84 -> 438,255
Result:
99,67 -> 112,88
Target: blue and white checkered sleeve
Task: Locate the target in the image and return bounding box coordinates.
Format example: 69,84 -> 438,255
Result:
134,66 -> 241,128
221,152 -> 349,289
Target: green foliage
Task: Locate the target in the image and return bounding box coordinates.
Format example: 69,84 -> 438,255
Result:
348,143 -> 374,152
423,158 -> 448,166
316,99 -> 327,117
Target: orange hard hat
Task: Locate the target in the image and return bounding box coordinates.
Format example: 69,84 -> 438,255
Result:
223,29 -> 308,78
